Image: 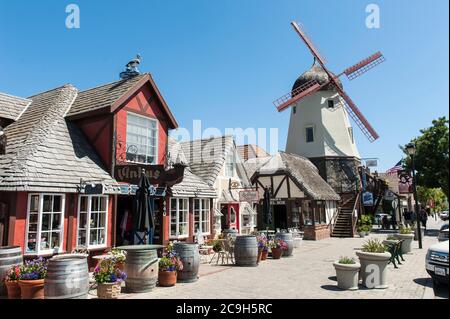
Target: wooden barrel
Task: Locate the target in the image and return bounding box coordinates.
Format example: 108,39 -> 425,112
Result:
0,246 -> 23,296
173,243 -> 200,283
223,228 -> 238,239
119,245 -> 162,293
234,235 -> 258,267
275,232 -> 294,257
44,254 -> 89,299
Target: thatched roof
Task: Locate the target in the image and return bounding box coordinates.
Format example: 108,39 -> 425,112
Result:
250,152 -> 340,201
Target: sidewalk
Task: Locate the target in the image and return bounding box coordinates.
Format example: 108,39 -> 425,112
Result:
112,219 -> 446,299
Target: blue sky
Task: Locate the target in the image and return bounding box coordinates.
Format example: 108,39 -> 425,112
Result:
0,0 -> 448,171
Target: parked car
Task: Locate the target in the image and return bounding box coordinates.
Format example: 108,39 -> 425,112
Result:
440,210 -> 449,221
426,240 -> 449,285
438,224 -> 449,242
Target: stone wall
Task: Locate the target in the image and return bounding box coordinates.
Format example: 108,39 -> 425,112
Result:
310,157 -> 361,194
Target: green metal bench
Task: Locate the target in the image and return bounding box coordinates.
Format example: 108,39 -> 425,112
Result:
384,239 -> 405,269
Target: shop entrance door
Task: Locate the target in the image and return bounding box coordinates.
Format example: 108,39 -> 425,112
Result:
273,204 -> 287,231
116,196 -> 134,246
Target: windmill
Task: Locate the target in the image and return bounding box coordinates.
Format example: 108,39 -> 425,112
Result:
273,21 -> 385,143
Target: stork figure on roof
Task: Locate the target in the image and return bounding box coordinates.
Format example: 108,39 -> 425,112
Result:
273,21 -> 385,196
120,54 -> 142,80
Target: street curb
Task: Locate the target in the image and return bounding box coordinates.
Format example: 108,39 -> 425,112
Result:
422,277 -> 435,299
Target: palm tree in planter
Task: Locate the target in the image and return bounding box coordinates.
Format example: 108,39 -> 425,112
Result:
333,256 -> 361,290
356,239 -> 391,289
394,226 -> 415,254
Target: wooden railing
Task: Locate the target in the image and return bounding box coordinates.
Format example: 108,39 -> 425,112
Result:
351,191 -> 362,236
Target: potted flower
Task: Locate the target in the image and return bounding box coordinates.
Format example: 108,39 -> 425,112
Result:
107,248 -> 127,270
94,258 -> 127,299
18,257 -> 48,299
357,225 -> 366,238
356,239 -> 390,289
333,256 -> 360,290
158,242 -> 183,287
394,226 -> 414,254
4,265 -> 21,299
269,239 -> 288,259
257,236 -> 268,262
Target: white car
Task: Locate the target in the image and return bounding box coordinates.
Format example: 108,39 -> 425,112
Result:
426,240 -> 449,285
440,210 -> 449,221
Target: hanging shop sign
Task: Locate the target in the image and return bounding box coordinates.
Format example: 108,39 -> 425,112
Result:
365,159 -> 378,167
362,191 -> 374,206
114,163 -> 185,186
397,171 -> 413,194
84,183 -> 104,195
239,190 -> 259,203
384,190 -> 396,201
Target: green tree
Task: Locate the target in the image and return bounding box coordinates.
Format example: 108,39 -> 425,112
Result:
417,186 -> 448,213
402,117 -> 449,198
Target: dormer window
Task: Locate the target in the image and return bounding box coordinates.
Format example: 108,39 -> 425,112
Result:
126,113 -> 158,164
225,151 -> 235,177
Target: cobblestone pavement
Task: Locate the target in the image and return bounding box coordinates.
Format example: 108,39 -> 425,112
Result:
108,219 -> 447,299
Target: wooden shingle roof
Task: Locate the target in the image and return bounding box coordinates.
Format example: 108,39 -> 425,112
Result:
0,85 -> 120,193
250,152 -> 340,201
168,138 -> 217,198
179,136 -> 235,186
0,92 -> 31,121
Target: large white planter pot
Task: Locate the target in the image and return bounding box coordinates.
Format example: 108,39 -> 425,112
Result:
356,251 -> 391,289
333,262 -> 361,290
358,232 -> 366,238
395,233 -> 414,253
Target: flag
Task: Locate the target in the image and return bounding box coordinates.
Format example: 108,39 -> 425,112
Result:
385,159 -> 403,176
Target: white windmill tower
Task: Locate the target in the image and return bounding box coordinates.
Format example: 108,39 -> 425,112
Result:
273,22 -> 385,196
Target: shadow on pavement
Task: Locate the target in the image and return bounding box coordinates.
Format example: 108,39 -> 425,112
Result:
328,276 -> 337,282
320,285 -> 343,291
414,277 -> 449,299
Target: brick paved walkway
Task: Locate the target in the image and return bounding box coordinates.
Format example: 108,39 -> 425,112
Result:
94,219 -> 446,299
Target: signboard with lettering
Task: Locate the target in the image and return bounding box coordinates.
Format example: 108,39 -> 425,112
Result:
365,159 -> 378,167
84,183 -> 104,195
114,163 -> 185,186
384,190 -> 396,201
239,190 -> 259,203
362,191 -> 374,206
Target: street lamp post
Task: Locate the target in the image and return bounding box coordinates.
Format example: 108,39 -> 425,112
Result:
406,143 -> 422,249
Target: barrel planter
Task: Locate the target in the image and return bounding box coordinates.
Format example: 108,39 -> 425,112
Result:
173,243 -> 200,283
395,233 -> 414,254
44,254 -> 89,299
356,251 -> 391,289
333,261 -> 361,290
0,246 -> 23,296
117,245 -> 162,293
275,233 -> 294,257
222,229 -> 238,239
234,235 -> 258,267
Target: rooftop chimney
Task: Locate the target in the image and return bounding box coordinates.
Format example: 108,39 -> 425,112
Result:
120,54 -> 142,80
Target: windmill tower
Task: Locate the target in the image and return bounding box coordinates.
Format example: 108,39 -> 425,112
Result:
273,22 -> 385,196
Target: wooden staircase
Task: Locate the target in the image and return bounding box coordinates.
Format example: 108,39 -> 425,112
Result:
331,195 -> 358,238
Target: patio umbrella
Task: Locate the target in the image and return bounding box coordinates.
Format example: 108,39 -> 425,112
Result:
133,169 -> 155,244
263,187 -> 272,227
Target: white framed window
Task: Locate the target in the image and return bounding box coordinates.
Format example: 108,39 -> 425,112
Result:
77,195 -> 108,249
306,126 -> 314,143
126,112 -> 158,164
225,151 -> 235,177
25,194 -> 65,255
170,198 -> 189,238
194,198 -> 210,235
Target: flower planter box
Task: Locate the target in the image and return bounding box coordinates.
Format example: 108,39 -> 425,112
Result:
97,282 -> 121,299
356,251 -> 391,289
333,262 -> 361,290
261,250 -> 268,261
395,233 -> 414,253
18,279 -> 45,299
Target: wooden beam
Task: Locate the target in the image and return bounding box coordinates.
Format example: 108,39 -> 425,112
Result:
273,175 -> 287,198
